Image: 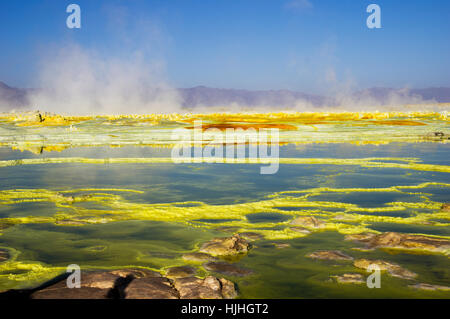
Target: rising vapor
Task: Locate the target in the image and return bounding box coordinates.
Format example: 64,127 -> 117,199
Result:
28,44 -> 182,115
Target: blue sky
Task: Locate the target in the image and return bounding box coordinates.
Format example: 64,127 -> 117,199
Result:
0,0 -> 449,93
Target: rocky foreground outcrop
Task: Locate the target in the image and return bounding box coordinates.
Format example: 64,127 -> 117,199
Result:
0,234 -> 255,299
29,268 -> 237,299
346,232 -> 450,255
199,234 -> 251,257
353,259 -> 417,280
173,276 -> 237,299
123,276 -> 179,299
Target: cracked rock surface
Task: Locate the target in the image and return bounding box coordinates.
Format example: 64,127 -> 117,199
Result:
26,268 -> 238,299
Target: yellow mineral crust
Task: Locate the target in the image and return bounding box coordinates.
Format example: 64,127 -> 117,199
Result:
0,182 -> 448,243
0,110 -> 449,153
0,110 -> 448,129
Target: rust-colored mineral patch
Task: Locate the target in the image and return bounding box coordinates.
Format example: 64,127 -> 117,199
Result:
185,123 -> 298,131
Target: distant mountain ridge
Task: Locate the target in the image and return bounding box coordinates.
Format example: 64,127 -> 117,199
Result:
352,87 -> 450,105
0,82 -> 32,108
1,81 -> 450,111
178,86 -> 326,108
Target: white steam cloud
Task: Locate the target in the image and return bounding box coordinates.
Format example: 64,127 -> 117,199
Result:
23,3 -> 182,115
29,44 -> 181,115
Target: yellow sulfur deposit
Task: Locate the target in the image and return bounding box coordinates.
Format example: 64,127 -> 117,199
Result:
0,182 -> 448,242
0,110 -> 449,153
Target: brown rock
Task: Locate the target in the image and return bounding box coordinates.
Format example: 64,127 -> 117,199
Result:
165,266 -> 197,279
31,269 -> 165,299
124,277 -> 179,299
290,216 -> 325,229
110,268 -> 161,279
199,234 -> 250,256
173,276 -> 221,299
182,252 -> 217,262
409,283 -> 450,291
203,262 -> 253,277
307,250 -> 353,261
32,287 -> 111,299
31,271 -> 120,299
219,278 -> 238,299
442,203 -> 450,212
173,276 -> 238,299
367,232 -> 450,254
28,268 -> 239,300
332,273 -> 365,284
354,259 -> 417,280
81,271 -> 121,289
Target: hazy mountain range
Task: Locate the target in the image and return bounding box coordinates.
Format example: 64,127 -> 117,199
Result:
178,86 -> 327,108
1,81 -> 450,111
0,81 -> 32,109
